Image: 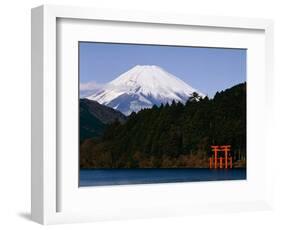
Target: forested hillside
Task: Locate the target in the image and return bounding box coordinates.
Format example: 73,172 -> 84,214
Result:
80,99 -> 127,141
80,83 -> 246,168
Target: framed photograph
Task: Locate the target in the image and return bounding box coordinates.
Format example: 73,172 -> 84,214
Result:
31,5 -> 274,224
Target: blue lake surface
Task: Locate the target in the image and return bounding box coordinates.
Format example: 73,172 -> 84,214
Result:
79,168 -> 246,187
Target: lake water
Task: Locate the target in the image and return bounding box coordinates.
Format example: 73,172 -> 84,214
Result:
79,168 -> 246,187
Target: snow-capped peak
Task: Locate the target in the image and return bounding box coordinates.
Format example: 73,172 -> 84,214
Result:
87,65 -> 205,115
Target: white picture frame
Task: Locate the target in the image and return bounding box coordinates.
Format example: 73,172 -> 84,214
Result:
31,5 -> 274,225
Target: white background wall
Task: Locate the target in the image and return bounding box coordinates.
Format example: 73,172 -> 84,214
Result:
0,0 -> 280,229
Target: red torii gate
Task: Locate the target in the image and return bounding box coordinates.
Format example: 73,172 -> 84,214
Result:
210,145 -> 232,169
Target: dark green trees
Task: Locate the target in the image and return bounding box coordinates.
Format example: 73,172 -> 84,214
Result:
80,83 -> 246,168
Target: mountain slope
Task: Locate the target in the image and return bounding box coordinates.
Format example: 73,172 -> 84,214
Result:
87,65 -> 205,115
80,83 -> 246,168
80,99 -> 127,141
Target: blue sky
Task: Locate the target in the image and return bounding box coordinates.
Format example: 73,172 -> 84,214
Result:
79,42 -> 246,98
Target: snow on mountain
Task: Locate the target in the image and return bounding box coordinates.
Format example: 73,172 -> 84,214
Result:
87,65 -> 205,115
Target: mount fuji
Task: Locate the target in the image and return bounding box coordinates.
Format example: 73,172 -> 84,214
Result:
87,65 -> 205,115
